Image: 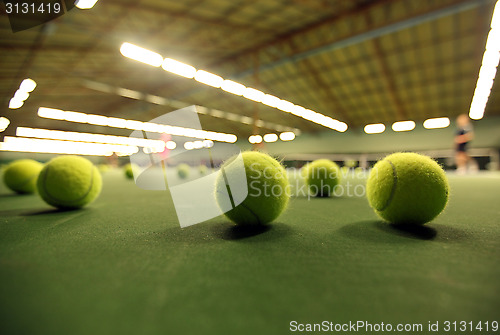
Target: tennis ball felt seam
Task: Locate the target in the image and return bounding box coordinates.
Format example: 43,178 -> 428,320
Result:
40,164 -> 95,205
378,159 -> 398,211
215,187 -> 261,223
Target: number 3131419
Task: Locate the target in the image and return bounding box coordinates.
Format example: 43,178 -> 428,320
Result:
5,2 -> 62,14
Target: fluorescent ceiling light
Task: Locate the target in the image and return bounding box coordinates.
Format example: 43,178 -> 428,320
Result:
423,117 -> 450,129
492,1 -> 500,28
19,78 -> 36,92
203,140 -> 214,148
16,127 -> 165,151
120,43 -> 345,132
276,100 -> 295,112
13,90 -> 29,101
279,132 -> 295,141
261,94 -> 281,108
184,142 -> 194,150
162,58 -> 196,78
194,70 -> 223,88
117,88 -> 142,100
263,133 -> 278,143
166,141 -> 177,150
248,135 -> 263,144
8,98 -> 23,109
364,123 -> 386,134
0,117 -> 10,132
221,80 -> 246,95
469,4 -> 500,120
75,0 -> 99,9
120,42 -> 163,67
145,94 -> 168,105
243,88 -> 265,102
106,117 -> 128,128
64,111 -> 88,123
37,107 -> 237,143
193,141 -> 204,149
2,136 -> 136,156
392,120 -> 415,132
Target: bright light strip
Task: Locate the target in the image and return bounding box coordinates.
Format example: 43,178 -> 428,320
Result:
221,80 -> 246,95
493,0 -> 500,28
243,88 -> 265,102
263,133 -> 278,143
194,70 -> 223,88
276,100 -> 295,112
75,0 -> 99,9
279,132 -> 295,141
193,141 -> 204,149
203,140 -> 214,148
120,42 -> 347,132
392,120 -> 416,132
120,42 -> 163,67
162,58 -> 197,78
8,78 -> 37,108
248,135 -> 262,144
469,2 -> 500,120
19,78 -> 36,92
14,90 -> 30,101
117,88 -> 142,100
37,107 -> 237,143
423,117 -> 450,129
16,127 -> 166,151
166,141 -> 177,150
1,137 -> 136,156
8,98 -> 23,109
0,117 -> 10,132
364,123 -> 386,134
261,94 -> 281,108
248,135 -> 263,144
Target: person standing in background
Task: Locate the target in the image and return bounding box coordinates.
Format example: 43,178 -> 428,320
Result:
455,114 -> 475,174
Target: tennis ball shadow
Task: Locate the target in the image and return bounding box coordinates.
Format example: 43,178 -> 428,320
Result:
0,193 -> 32,198
339,220 -> 437,243
22,207 -> 84,216
214,222 -> 291,241
157,222 -> 290,243
377,221 -> 437,240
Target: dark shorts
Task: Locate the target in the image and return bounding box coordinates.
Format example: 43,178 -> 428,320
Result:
457,142 -> 468,152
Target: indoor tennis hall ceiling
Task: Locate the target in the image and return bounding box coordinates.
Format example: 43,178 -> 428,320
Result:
1,0 -> 498,139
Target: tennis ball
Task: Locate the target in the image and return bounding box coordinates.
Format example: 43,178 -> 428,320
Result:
98,164 -> 110,173
305,159 -> 341,197
3,159 -> 44,194
366,152 -> 449,224
215,151 -> 290,225
177,163 -> 190,179
199,165 -> 208,175
37,156 -> 102,209
124,163 -> 137,179
344,159 -> 357,168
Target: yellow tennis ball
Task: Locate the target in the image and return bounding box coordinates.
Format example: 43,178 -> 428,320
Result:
366,152 -> 449,224
177,163 -> 190,179
124,163 -> 138,179
37,156 -> 102,209
3,159 -> 44,194
305,159 -> 341,197
215,151 -> 290,225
